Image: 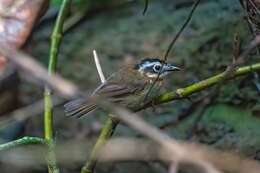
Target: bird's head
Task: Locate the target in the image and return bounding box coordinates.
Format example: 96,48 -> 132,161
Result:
134,58 -> 181,79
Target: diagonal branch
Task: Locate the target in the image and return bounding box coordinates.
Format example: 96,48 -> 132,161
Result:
163,0 -> 201,61
0,44 -> 79,98
150,62 -> 260,107
0,136 -> 46,151
98,101 -> 260,173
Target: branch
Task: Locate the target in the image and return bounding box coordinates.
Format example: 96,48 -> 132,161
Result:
44,0 -> 70,141
150,62 -> 260,106
98,102 -> 260,173
163,0 -> 201,61
81,118 -> 119,173
145,0 -> 201,102
0,136 -> 45,151
0,96 -> 64,129
93,50 -> 106,83
0,44 -> 79,98
142,0 -> 149,15
99,137 -> 260,173
44,0 -> 71,173
97,102 -> 223,173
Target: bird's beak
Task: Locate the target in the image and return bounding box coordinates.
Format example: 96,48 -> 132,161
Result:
164,64 -> 181,71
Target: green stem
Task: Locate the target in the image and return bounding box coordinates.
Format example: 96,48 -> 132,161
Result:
44,89 -> 54,140
44,0 -> 71,173
0,136 -> 45,151
81,116 -> 119,173
48,0 -> 71,75
154,62 -> 260,104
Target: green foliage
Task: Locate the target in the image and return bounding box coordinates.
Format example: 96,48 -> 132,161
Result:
51,0 -> 81,6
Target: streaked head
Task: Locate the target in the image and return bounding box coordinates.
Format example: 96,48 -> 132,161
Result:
134,58 -> 181,79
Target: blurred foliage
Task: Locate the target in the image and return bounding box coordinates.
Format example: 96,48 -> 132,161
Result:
173,104 -> 260,155
50,0 -> 134,11
51,0 -> 82,6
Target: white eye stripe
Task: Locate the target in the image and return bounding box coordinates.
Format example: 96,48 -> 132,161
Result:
139,62 -> 162,71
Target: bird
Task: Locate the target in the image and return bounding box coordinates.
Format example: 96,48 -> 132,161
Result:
64,58 -> 180,118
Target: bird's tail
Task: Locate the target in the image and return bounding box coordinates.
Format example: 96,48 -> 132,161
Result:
64,98 -> 97,118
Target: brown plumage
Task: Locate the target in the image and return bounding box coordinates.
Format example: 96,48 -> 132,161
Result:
64,58 -> 180,118
64,69 -> 148,118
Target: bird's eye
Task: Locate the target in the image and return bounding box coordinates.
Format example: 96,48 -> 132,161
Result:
153,64 -> 161,72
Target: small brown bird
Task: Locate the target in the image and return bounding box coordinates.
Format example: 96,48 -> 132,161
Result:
64,58 -> 180,117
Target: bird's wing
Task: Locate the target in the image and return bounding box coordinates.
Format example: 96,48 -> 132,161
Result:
96,82 -> 145,98
64,98 -> 97,118
64,81 -> 146,118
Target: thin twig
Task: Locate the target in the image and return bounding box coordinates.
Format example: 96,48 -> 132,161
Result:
163,0 -> 201,61
142,0 -> 149,15
81,50 -> 118,173
0,136 -> 46,151
144,0 -> 200,101
236,35 -> 260,65
93,50 -> 106,83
